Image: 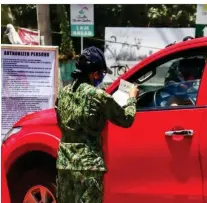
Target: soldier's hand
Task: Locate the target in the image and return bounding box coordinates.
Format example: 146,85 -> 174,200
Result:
129,85 -> 139,98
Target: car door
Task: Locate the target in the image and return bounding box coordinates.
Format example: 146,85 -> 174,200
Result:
200,110 -> 207,203
198,62 -> 207,203
103,47 -> 207,203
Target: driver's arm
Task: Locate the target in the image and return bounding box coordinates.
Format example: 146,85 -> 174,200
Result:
98,90 -> 137,128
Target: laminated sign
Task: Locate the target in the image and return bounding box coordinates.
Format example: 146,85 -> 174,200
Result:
1,45 -> 59,139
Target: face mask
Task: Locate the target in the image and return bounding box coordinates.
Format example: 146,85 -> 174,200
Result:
94,73 -> 105,87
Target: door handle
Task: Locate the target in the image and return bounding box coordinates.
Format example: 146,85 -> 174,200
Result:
165,130 -> 194,137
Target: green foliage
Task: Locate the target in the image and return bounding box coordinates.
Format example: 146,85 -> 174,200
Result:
1,5 -> 14,25
147,5 -> 196,27
1,4 -> 37,44
58,5 -> 75,58
6,4 -> 37,28
1,4 -> 197,52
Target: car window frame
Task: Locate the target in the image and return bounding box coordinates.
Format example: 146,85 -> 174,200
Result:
109,47 -> 207,112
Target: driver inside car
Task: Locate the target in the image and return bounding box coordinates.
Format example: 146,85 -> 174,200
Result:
164,57 -> 206,106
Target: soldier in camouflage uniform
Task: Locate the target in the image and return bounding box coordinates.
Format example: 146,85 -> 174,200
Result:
56,46 -> 139,203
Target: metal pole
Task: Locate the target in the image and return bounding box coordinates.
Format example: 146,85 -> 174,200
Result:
81,37 -> 83,53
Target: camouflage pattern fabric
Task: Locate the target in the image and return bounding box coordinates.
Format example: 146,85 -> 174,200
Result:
56,81 -> 136,171
57,170 -> 103,203
56,81 -> 136,203
96,81 -> 110,90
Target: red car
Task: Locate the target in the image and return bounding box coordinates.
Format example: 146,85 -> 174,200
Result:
2,37 -> 207,203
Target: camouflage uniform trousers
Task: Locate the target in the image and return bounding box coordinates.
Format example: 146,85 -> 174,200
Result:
57,169 -> 104,203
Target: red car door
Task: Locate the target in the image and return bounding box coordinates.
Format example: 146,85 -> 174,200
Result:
200,111 -> 207,203
198,62 -> 207,203
103,47 -> 207,203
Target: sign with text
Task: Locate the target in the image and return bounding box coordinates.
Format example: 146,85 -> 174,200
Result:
70,4 -> 94,37
196,4 -> 207,37
1,45 -> 59,139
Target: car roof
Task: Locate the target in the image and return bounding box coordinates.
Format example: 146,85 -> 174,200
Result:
106,37 -> 207,93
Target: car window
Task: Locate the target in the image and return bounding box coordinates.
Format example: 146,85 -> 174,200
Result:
130,53 -> 206,110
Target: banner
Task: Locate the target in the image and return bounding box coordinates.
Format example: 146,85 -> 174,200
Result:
103,27 -> 195,83
18,28 -> 40,45
70,4 -> 94,37
1,45 -> 59,139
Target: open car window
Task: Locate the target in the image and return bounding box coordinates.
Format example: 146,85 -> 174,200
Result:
138,58 -> 203,90
127,48 -> 207,110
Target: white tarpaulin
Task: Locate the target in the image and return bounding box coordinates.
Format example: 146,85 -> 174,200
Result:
1,45 -> 59,139
103,27 -> 195,83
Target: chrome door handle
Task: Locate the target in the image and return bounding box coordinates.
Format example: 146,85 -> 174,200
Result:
165,130 -> 194,136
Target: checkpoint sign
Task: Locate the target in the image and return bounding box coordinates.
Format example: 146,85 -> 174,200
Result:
70,4 -> 94,37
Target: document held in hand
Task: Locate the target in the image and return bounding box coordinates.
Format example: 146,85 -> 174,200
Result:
112,79 -> 135,106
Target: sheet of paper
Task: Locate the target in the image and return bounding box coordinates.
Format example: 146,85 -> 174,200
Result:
1,48 -> 56,139
112,79 -> 135,106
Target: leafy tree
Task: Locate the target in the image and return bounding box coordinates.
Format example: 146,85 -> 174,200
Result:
147,5 -> 196,27
1,5 -> 14,43
1,5 -> 14,25
9,4 -> 37,28
1,4 -> 197,52
58,5 -> 74,58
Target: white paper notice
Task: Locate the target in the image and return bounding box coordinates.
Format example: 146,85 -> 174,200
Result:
1,48 -> 57,139
112,79 -> 135,106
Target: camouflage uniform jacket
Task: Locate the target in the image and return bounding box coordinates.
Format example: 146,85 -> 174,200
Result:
56,82 -> 136,171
